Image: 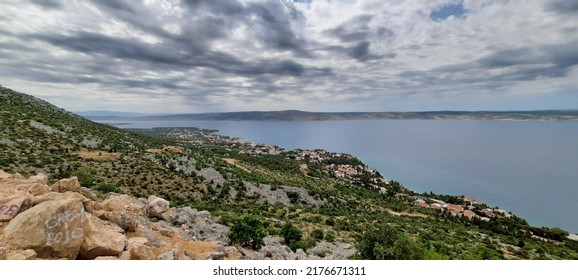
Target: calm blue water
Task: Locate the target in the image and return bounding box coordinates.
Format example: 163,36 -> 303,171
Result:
110,120 -> 578,233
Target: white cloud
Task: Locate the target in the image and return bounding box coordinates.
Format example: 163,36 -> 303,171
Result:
0,0 -> 576,112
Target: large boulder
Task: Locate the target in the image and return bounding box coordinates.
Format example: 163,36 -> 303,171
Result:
4,198 -> 88,259
51,177 -> 81,193
147,195 -> 169,218
102,194 -> 147,216
29,173 -> 48,185
79,213 -> 127,259
0,192 -> 34,222
126,237 -> 156,260
28,182 -> 51,196
33,191 -> 86,205
173,207 -> 230,243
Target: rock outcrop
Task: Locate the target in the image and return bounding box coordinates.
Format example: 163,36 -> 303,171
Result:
0,170 -> 355,260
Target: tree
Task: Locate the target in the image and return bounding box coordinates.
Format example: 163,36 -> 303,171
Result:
229,215 -> 266,249
280,223 -> 303,251
356,224 -> 424,260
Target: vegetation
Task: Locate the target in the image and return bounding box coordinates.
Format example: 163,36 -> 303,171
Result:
1,85 -> 577,260
228,215 -> 267,249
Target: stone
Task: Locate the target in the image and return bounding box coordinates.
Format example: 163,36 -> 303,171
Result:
160,208 -> 177,223
4,198 -> 88,259
7,249 -> 37,260
224,246 -> 243,260
147,195 -> 169,218
158,250 -> 175,260
127,237 -> 156,260
203,251 -> 226,260
102,194 -> 147,216
79,213 -> 127,259
102,211 -> 140,232
29,173 -> 48,185
28,182 -> 51,196
34,191 -> 86,205
51,177 -> 81,193
82,200 -> 102,215
0,193 -> 34,222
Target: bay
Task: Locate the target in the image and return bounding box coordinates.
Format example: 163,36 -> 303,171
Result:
108,119 -> 578,233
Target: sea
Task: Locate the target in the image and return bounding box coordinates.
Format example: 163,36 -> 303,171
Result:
103,119 -> 578,233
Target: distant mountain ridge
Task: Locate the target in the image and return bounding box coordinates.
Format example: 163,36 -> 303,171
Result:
104,109 -> 578,121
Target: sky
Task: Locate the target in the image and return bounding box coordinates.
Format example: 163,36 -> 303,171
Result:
1,0 -> 577,113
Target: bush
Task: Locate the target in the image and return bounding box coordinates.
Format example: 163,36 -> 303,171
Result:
311,229 -> 324,240
229,215 -> 267,249
94,181 -> 119,193
73,166 -> 96,188
281,223 -> 303,251
356,224 -> 424,260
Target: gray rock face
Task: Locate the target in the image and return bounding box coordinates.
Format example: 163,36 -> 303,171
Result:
307,241 -> 356,260
172,207 -> 230,244
244,182 -> 326,207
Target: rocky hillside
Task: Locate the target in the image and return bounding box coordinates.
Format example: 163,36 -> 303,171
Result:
2,86 -> 578,260
0,170 -> 355,260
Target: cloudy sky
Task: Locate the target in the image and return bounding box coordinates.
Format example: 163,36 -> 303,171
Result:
1,0 -> 577,113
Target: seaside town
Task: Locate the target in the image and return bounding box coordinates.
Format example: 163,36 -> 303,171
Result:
144,127 -> 515,224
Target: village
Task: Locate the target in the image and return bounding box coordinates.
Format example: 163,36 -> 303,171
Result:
161,127 -> 515,225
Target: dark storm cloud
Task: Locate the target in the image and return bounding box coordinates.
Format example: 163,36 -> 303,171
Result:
544,0 -> 578,14
399,43 -> 578,90
31,30 -> 327,78
30,0 -> 62,9
322,14 -> 390,61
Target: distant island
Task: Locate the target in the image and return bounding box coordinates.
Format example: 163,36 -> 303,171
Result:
82,110 -> 578,122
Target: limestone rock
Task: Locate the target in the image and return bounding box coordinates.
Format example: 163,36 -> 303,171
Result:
29,173 -> 48,185
34,191 -> 86,205
147,195 -> 169,218
79,213 -> 127,259
51,177 -> 81,193
7,249 -> 37,260
4,198 -> 88,259
102,194 -> 147,216
0,193 -> 34,222
28,182 -> 51,196
173,207 -> 230,243
127,237 -> 156,260
260,236 -> 294,260
101,211 -> 140,232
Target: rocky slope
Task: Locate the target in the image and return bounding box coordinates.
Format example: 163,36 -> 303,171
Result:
0,170 -> 354,260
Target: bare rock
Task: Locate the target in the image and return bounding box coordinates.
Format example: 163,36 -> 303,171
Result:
101,211 -> 140,232
28,182 -> 51,196
307,241 -> 356,260
259,236 -> 294,260
82,200 -> 102,215
127,237 -> 156,260
102,194 -> 147,216
29,173 -> 48,185
4,198 -> 88,259
51,177 -> 81,193
79,213 -> 127,259
224,246 -> 242,259
147,195 -> 169,218
0,192 -> 34,222
7,249 -> 37,260
34,191 -> 86,205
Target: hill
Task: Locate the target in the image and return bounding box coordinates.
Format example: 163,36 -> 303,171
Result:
1,86 -> 577,260
106,109 -> 578,122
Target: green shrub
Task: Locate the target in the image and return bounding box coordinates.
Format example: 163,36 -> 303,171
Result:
356,224 -> 424,260
311,229 -> 324,240
229,215 -> 267,249
94,181 -> 119,193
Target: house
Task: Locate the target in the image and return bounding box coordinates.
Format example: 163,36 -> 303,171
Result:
462,210 -> 476,219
